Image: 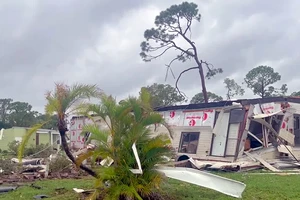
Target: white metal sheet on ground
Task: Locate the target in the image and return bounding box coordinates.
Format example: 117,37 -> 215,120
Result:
157,167 -> 246,198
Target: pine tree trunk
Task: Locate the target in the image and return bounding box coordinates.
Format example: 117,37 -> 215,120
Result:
197,62 -> 208,103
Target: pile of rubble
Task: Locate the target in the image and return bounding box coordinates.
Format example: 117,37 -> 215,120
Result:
0,156 -> 86,184
175,145 -> 300,173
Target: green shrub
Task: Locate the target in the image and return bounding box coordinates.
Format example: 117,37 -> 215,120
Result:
49,155 -> 72,173
8,140 -> 55,158
0,158 -> 15,175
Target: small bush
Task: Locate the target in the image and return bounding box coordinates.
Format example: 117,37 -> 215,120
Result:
0,159 -> 15,175
49,155 -> 72,173
7,140 -> 19,155
7,140 -> 55,158
25,144 -> 54,158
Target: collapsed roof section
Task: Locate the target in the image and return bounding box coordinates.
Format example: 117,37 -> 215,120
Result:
154,96 -> 300,112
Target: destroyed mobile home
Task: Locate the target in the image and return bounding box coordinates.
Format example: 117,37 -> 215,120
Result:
151,96 -> 300,172
68,96 -> 300,173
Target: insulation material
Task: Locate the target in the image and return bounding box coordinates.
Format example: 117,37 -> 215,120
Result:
260,102 -> 282,114
203,109 -> 215,127
183,111 -> 203,126
281,108 -> 295,131
253,104 -> 263,115
253,102 -> 282,115
183,109 -> 215,127
164,110 -> 183,126
84,117 -> 94,126
69,118 -> 85,149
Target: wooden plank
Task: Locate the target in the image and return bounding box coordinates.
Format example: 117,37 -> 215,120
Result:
244,151 -> 280,172
277,145 -> 293,154
278,129 -> 295,146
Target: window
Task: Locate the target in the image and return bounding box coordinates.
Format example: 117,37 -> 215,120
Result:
178,132 -> 200,154
229,109 -> 245,123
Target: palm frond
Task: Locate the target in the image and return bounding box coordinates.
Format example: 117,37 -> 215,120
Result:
17,122 -> 46,162
45,83 -> 101,117
81,124 -> 109,144
85,190 -> 99,200
141,113 -> 163,127
75,150 -> 95,167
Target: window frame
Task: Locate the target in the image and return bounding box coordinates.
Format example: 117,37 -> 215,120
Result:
178,131 -> 200,154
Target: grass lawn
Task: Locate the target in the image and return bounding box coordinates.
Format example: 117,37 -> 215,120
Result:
1,172 -> 300,199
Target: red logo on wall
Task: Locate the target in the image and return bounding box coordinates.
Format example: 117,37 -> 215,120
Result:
170,111 -> 175,118
282,122 -> 286,129
203,113 -> 208,121
189,119 -> 196,126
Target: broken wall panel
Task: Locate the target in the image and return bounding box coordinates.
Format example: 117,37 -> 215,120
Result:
278,129 -> 295,146
225,124 -> 239,156
237,105 -> 254,158
260,102 -> 282,114
211,112 -> 230,157
69,118 -> 85,149
69,116 -> 102,149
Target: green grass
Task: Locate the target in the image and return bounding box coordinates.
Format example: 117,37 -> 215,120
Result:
1,173 -> 300,199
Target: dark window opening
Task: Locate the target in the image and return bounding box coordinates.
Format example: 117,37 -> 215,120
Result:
246,114 -> 284,150
178,132 -> 200,154
270,115 -> 284,133
229,109 -> 245,124
294,115 -> 300,146
294,116 -> 300,130
247,121 -> 263,149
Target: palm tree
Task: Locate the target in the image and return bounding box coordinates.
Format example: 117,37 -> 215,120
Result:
76,88 -> 173,199
18,83 -> 101,177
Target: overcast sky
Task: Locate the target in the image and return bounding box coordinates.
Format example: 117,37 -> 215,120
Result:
1,0 -> 299,113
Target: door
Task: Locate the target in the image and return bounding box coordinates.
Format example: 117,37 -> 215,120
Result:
211,112 -> 230,156
36,133 -> 40,146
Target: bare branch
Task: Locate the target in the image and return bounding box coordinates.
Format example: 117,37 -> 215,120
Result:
183,17 -> 192,35
164,55 -> 181,82
201,60 -> 213,70
148,43 -> 172,52
176,14 -> 183,33
164,65 -> 176,82
175,66 -> 199,98
146,45 -> 174,60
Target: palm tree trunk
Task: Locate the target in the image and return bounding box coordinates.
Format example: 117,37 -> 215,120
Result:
59,129 -> 98,178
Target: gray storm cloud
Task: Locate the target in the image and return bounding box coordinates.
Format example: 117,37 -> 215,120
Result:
0,0 -> 299,112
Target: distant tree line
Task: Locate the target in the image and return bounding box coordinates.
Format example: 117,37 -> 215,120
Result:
142,65 -> 298,108
0,98 -> 57,129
